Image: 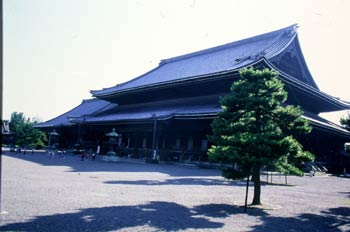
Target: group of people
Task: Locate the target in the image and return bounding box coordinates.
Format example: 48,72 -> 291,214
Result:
46,145 -> 101,161
10,145 -> 34,155
80,150 -> 96,161
48,150 -> 66,159
81,145 -> 100,161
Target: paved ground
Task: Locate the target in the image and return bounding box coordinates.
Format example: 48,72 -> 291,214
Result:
0,149 -> 349,232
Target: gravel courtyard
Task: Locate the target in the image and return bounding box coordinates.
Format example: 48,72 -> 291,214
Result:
0,150 -> 349,232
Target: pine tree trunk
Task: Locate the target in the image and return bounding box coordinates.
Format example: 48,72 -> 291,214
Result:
251,166 -> 262,205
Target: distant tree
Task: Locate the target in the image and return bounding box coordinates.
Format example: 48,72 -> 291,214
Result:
9,112 -> 47,148
31,116 -> 44,124
9,112 -> 25,133
340,112 -> 350,131
208,68 -> 314,206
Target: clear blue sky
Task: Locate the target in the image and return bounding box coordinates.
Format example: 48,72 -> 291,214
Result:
3,0 -> 350,124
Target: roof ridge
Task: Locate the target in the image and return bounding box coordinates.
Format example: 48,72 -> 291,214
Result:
159,24 -> 298,65
81,98 -> 99,103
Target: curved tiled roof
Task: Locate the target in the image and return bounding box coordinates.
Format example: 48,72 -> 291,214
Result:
91,25 -> 299,97
34,98 -> 115,128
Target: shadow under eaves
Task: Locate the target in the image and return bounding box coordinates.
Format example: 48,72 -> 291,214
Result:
2,151 -> 220,177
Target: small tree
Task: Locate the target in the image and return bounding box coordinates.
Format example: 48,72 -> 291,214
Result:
9,112 -> 47,148
208,68 -> 314,205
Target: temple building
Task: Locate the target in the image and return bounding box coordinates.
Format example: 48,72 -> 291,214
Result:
36,25 -> 350,172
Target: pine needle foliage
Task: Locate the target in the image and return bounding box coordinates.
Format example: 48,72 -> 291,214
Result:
340,113 -> 350,131
208,67 -> 314,205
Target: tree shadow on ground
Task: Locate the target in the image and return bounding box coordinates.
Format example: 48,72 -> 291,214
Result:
104,178 -> 247,186
339,192 -> 350,198
0,201 -> 266,232
260,181 -> 297,187
3,151 -> 220,177
251,207 -> 350,232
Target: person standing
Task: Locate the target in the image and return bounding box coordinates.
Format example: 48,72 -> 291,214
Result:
91,145 -> 100,161
81,150 -> 86,161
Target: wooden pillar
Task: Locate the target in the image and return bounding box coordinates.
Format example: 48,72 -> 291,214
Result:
127,135 -> 131,148
152,114 -> 157,150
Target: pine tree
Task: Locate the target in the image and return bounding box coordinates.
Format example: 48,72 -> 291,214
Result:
340,113 -> 350,131
10,112 -> 47,148
208,67 -> 314,205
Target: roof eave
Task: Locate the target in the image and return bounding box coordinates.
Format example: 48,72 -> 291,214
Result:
92,58 -> 350,112
263,59 -> 350,111
304,117 -> 350,137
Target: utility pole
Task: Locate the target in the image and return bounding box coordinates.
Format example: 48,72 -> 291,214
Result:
0,0 -> 5,215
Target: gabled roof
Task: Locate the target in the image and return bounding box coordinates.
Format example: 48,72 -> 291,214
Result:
34,98 -> 115,128
91,25 -> 303,97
